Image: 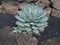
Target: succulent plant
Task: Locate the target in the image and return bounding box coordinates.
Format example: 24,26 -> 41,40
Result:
13,4 -> 48,35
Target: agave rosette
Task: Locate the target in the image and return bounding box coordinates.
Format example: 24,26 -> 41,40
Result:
13,4 -> 48,34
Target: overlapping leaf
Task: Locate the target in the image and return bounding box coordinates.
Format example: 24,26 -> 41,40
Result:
13,4 -> 48,34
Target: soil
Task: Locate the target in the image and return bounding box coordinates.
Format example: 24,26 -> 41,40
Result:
0,0 -> 60,45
